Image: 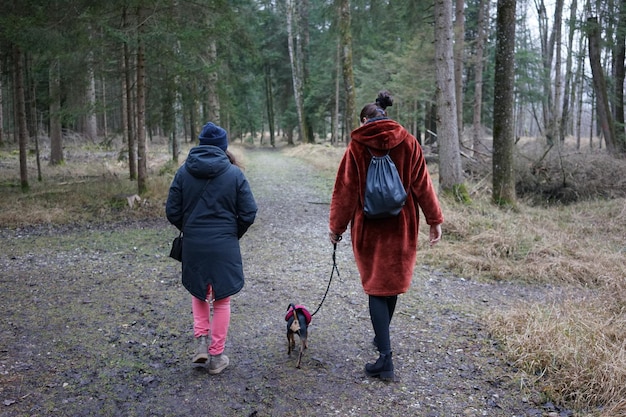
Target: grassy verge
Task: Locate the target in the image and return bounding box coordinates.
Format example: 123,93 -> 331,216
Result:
436,192 -> 626,415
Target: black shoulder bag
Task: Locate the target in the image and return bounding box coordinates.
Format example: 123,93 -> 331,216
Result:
169,179 -> 211,261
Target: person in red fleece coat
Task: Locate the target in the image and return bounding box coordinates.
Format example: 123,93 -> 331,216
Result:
328,91 -> 444,381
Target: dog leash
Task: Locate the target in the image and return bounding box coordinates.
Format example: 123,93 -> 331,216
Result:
310,240 -> 341,317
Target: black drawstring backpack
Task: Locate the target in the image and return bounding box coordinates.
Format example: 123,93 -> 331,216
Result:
363,148 -> 407,219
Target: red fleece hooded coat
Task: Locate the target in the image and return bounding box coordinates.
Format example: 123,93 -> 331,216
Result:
329,119 -> 444,296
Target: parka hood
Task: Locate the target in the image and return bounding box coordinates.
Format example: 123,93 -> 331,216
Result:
184,145 -> 231,179
351,119 -> 408,151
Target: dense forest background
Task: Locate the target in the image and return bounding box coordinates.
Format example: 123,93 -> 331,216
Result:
1,0 -> 625,197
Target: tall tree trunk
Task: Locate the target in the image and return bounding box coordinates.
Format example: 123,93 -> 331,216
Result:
613,0 -> 626,149
337,0 -> 356,139
207,39 -> 220,124
587,16 -> 617,154
84,26 -> 98,140
162,70 -> 176,162
49,59 -> 64,165
552,0 -> 564,145
101,76 -> 108,137
27,58 -> 41,182
537,0 -> 554,143
492,0 -> 517,206
434,0 -> 465,197
472,0 -> 488,155
560,0 -> 578,142
575,30 -> 585,150
264,63 -> 276,147
85,30 -> 98,141
184,80 -> 198,142
298,0 -> 314,143
454,0 -> 465,143
536,0 -> 548,136
13,45 -> 29,191
123,7 -> 136,180
136,6 -> 147,194
121,46 -> 129,163
286,0 -> 308,144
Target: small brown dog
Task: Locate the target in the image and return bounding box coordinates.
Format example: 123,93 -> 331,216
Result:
285,303 -> 312,368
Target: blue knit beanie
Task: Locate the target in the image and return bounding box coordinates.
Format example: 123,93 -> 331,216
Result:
198,122 -> 228,151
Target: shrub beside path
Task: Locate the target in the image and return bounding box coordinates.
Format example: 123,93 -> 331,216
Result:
0,146 -> 574,416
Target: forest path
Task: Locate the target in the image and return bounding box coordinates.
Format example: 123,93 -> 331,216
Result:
0,146 -> 571,417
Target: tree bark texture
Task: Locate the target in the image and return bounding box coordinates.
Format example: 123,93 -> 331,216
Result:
492,0 -> 517,206
207,39 -> 220,124
49,59 -> 64,165
85,27 -> 98,141
537,0 -> 554,143
560,0 -> 578,143
472,0 -> 488,155
298,0 -> 315,143
136,6 -> 148,194
13,45 -> 29,190
434,0 -> 464,192
337,0 -> 356,139
286,0 -> 309,143
264,63 -> 276,147
552,0 -> 564,145
613,0 -> 626,149
587,17 -> 617,154
123,7 -> 137,180
454,0 -> 465,142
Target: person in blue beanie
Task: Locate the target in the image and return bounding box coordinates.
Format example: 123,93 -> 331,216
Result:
166,122 -> 257,374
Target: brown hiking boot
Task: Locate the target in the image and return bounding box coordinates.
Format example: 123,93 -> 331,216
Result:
192,336 -> 209,364
208,353 -> 229,374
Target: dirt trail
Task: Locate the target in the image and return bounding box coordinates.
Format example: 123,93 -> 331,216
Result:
0,146 -> 568,416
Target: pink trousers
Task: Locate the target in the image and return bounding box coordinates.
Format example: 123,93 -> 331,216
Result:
191,285 -> 231,355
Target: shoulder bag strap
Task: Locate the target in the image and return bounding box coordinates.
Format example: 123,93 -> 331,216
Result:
181,179 -> 211,230
366,146 -> 390,157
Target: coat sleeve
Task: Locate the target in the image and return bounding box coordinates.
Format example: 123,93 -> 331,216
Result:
166,170 -> 184,230
236,173 -> 257,239
329,148 -> 360,235
411,147 -> 444,226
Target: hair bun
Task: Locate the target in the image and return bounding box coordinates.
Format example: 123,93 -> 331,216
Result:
375,90 -> 393,110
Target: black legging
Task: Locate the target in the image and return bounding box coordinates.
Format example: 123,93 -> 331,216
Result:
368,294 -> 398,355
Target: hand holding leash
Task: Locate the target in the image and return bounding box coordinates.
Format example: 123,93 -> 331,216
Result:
329,232 -> 342,244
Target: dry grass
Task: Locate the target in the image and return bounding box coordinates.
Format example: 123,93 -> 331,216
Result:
1,138 -> 626,415
428,194 -> 626,288
422,141 -> 626,416
487,300 -> 626,414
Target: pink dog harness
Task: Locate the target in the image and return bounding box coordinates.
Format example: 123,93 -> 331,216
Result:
284,304 -> 312,325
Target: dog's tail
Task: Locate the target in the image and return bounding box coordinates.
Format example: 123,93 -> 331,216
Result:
287,303 -> 300,332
